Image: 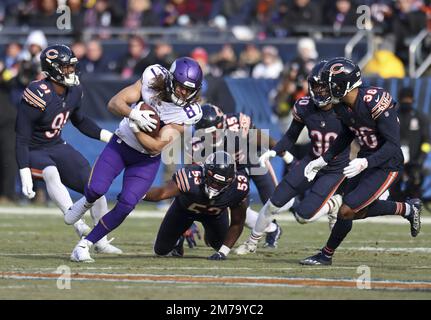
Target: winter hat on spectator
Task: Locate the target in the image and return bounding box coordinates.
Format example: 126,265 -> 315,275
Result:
191,47 -> 208,63
297,38 -> 318,60
25,30 -> 48,51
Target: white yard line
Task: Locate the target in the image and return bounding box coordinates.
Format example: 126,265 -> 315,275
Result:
1,206 -> 430,224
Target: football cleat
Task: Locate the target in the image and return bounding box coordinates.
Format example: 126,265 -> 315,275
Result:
73,219 -> 91,239
300,251 -> 332,266
328,194 -> 342,231
235,240 -> 257,255
94,237 -> 123,254
405,198 -> 422,237
263,220 -> 282,248
65,197 -> 93,225
168,236 -> 184,257
70,239 -> 94,263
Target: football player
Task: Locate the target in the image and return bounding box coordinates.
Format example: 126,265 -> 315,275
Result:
66,57 -> 204,262
145,151 -> 249,260
236,60 -> 349,255
301,57 -> 421,265
188,104 -> 291,248
15,44 -> 121,254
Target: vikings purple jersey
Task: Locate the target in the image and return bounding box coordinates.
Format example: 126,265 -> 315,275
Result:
15,78 -> 101,168
324,86 -> 403,171
172,165 -> 249,214
274,96 -> 349,172
186,113 -> 256,170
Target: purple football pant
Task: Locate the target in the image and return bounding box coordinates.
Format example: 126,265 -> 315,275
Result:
84,135 -> 160,244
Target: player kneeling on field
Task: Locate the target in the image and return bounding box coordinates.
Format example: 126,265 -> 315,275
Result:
144,151 -> 249,260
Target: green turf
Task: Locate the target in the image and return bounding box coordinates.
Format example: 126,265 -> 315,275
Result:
0,210 -> 430,299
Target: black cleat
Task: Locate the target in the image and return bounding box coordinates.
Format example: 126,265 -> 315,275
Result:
405,198 -> 422,237
263,220 -> 282,248
300,251 -> 332,266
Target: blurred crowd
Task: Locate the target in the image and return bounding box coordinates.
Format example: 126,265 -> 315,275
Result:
0,0 -> 431,204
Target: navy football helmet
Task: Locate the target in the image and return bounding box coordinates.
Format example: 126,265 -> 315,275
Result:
40,44 -> 79,87
308,60 -> 331,107
195,104 -> 225,132
168,57 -> 203,107
320,57 -> 362,102
203,151 -> 236,199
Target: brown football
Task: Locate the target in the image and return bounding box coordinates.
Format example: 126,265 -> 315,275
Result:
138,102 -> 160,137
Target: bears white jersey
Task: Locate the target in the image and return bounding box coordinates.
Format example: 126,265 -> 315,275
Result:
115,64 -> 203,154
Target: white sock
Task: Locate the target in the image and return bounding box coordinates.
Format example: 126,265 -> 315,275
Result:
42,166 -> 73,214
404,203 -> 411,217
252,200 -> 280,237
277,198 -> 295,213
90,196 -> 109,225
245,207 -> 277,233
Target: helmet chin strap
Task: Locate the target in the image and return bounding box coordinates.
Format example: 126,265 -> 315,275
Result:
204,185 -> 220,199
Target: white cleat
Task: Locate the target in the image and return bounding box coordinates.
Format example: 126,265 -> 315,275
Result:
73,219 -> 91,238
71,239 -> 94,263
65,197 -> 94,225
235,240 -> 257,255
328,194 -> 342,231
94,237 -> 123,254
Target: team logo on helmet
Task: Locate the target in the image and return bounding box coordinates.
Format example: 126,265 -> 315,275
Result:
329,63 -> 344,75
46,49 -> 59,59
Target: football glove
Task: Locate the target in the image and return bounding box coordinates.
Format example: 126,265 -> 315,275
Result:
258,150 -> 276,168
183,223 -> 201,249
343,158 -> 368,178
129,108 -> 157,132
208,252 -> 226,260
100,129 -> 113,143
19,168 -> 35,199
304,156 -> 327,182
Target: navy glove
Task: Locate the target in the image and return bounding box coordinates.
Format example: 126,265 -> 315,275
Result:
208,252 -> 226,260
183,223 -> 201,248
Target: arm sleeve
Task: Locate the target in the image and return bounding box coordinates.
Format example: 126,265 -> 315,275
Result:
272,119 -> 305,155
15,101 -> 41,169
322,122 -> 355,163
70,105 -> 102,140
366,107 -> 401,168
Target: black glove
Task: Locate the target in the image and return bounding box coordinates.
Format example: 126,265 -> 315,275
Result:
208,252 -> 226,260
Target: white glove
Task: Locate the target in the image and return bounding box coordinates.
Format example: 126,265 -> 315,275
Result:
304,156 -> 328,182
100,129 -> 113,143
19,168 -> 35,199
129,108 -> 157,132
128,119 -> 140,133
259,150 -> 276,167
282,151 -> 294,165
343,158 -> 368,178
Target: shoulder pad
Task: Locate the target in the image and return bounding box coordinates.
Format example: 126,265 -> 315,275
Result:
362,87 -> 394,120
173,166 -> 202,192
292,97 -> 312,123
142,64 -> 168,85
22,81 -> 52,111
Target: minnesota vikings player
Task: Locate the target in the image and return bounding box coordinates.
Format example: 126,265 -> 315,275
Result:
301,57 -> 421,265
15,44 -> 120,254
145,151 -> 249,260
66,57 -> 203,262
236,60 -> 349,255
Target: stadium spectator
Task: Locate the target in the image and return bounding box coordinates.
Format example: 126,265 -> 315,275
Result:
391,0 -> 428,64
391,86 -> 431,200
209,44 -> 238,77
84,0 -> 124,28
325,0 -> 358,33
123,0 -> 158,28
134,41 -> 176,74
281,0 -> 322,35
27,0 -> 58,27
116,36 -> 150,79
288,37 -> 318,80
237,44 -> 262,77
252,45 -> 283,79
80,39 -> 115,74
67,0 -> 85,36
363,37 -> 406,78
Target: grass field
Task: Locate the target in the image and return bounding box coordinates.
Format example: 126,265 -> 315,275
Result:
1,204 -> 431,300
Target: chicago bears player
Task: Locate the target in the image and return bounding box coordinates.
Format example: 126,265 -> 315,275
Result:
66,57 -> 203,262
236,60 -> 349,255
145,151 -> 249,260
188,104 -> 288,247
15,44 -> 121,254
301,57 -> 422,265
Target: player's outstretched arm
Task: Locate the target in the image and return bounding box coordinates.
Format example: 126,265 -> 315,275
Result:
70,106 -> 112,142
143,180 -> 181,202
108,79 -> 142,118
130,122 -> 183,155
208,200 -> 247,260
